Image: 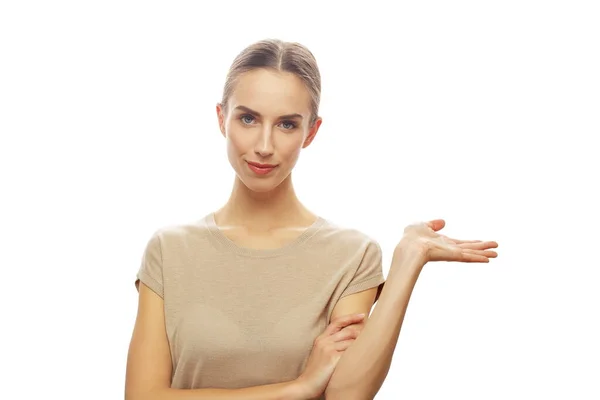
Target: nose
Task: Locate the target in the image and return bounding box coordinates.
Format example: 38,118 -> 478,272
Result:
254,125 -> 274,158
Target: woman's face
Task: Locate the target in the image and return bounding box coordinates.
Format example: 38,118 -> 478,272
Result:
216,68 -> 321,193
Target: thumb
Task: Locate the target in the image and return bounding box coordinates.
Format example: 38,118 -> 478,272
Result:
427,219 -> 446,231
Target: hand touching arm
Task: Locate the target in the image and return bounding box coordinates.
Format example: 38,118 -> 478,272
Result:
324,245 -> 424,400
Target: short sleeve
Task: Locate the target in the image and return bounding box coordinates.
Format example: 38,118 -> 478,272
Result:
135,231 -> 164,298
340,239 -> 386,301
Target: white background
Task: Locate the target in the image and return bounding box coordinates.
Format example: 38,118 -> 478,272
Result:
1,0 -> 599,399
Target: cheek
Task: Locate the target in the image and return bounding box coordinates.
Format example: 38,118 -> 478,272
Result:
225,133 -> 248,168
226,128 -> 252,154
279,137 -> 304,163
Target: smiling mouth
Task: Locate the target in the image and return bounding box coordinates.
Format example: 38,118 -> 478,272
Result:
246,161 -> 278,175
247,161 -> 277,168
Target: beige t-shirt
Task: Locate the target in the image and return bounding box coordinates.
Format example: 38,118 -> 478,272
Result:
135,212 -> 385,391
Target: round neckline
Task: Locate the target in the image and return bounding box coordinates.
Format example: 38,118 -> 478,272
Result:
204,212 -> 326,258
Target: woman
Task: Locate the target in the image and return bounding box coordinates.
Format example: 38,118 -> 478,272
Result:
125,38 -> 498,400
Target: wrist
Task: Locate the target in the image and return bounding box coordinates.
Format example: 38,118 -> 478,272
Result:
392,239 -> 427,272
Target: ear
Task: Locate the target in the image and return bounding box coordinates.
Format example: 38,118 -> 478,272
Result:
302,117 -> 322,148
216,102 -> 226,137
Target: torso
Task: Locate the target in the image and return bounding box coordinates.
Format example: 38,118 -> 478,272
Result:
139,212 -> 385,391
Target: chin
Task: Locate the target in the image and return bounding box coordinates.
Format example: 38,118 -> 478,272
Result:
237,168 -> 290,194
237,174 -> 277,192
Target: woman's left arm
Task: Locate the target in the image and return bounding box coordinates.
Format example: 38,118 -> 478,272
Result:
324,243 -> 425,400
325,219 -> 498,400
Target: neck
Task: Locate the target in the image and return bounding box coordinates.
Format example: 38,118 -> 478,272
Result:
216,174 -> 312,229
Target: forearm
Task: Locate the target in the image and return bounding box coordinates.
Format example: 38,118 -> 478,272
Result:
325,244 -> 424,400
129,380 -> 307,400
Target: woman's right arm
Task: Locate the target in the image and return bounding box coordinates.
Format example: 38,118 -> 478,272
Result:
125,282 -> 307,400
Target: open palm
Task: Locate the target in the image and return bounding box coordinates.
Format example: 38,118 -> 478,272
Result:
403,219 -> 498,263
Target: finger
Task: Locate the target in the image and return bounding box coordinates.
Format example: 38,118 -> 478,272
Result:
442,235 -> 483,244
480,250 -> 498,258
459,249 -> 497,262
462,248 -> 498,258
324,314 -> 365,336
330,326 -> 360,342
458,241 -> 498,250
459,253 -> 489,262
439,235 -> 480,245
334,339 -> 356,351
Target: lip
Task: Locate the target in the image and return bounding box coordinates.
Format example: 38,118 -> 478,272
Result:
247,161 -> 278,168
246,160 -> 278,175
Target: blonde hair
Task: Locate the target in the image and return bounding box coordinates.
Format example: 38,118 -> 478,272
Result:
220,39 -> 321,127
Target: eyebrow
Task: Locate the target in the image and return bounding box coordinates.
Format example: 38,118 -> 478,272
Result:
233,105 -> 304,120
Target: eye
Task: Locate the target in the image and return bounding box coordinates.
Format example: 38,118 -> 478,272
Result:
280,120 -> 297,130
240,114 -> 255,125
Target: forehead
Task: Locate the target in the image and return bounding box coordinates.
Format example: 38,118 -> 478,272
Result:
229,69 -> 311,117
